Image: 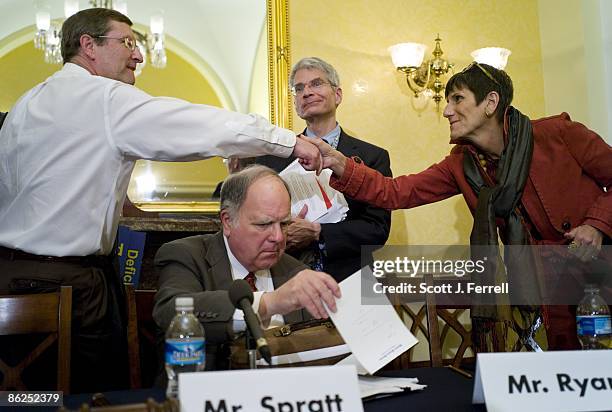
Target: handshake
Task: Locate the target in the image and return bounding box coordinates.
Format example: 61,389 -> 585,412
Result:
292,135 -> 347,178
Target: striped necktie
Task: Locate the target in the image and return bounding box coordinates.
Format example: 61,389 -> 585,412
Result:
244,272 -> 258,292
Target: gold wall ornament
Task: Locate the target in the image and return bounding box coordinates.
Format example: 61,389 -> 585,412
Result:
389,35 -> 511,112
389,35 -> 454,111
130,201 -> 221,214
267,0 -> 292,130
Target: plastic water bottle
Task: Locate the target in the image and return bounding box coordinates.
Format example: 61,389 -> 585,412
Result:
576,284 -> 611,349
165,297 -> 205,398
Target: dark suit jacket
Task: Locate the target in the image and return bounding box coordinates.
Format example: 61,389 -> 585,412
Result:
153,232 -> 308,370
257,128 -> 392,281
0,112 -> 7,130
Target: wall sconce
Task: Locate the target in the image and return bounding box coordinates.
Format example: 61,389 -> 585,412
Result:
389,35 -> 453,110
389,35 -> 511,110
470,47 -> 512,70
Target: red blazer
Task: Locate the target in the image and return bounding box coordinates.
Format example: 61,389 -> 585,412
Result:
331,113 -> 612,244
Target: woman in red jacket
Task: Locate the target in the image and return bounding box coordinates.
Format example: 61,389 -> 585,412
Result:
314,63 -> 611,350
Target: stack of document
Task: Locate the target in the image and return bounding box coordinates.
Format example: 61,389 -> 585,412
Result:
279,159 -> 349,223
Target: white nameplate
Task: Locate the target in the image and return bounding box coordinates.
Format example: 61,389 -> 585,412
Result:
179,365 -> 363,412
473,350 -> 612,412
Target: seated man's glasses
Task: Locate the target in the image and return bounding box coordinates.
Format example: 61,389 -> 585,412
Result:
94,35 -> 137,52
462,62 -> 500,86
291,78 -> 334,96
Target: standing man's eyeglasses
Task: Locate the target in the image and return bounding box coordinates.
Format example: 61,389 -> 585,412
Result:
94,36 -> 137,52
291,78 -> 335,96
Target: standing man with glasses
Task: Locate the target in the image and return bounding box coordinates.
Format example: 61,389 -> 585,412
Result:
258,57 -> 392,282
309,62 -> 611,352
0,8 -> 321,393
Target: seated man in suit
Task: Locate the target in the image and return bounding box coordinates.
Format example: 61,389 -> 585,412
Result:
257,57 -> 392,282
153,165 -> 341,370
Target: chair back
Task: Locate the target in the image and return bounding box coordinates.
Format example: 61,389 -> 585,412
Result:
125,287 -> 159,388
388,274 -> 474,370
0,286 -> 72,392
126,284 -> 142,389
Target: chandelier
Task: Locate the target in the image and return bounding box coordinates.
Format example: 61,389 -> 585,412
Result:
389,35 -> 511,111
33,0 -> 167,75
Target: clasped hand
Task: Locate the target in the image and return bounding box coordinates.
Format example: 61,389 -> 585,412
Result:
293,135 -> 322,174
296,137 -> 347,177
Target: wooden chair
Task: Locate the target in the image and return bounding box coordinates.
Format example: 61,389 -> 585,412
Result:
388,274 -> 474,370
0,286 -> 72,392
125,284 -> 142,389
125,287 -> 159,389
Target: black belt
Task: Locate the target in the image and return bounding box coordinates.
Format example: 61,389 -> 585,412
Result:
0,246 -> 111,266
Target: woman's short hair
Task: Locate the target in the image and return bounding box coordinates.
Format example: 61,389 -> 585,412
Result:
445,63 -> 513,121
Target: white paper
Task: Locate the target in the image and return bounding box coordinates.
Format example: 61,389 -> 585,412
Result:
279,160 -> 349,224
358,375 -> 427,399
314,169 -> 349,224
327,269 -> 418,374
336,353 -> 369,375
279,159 -> 328,221
256,343 -> 351,366
179,365 -> 364,412
472,351 -> 612,412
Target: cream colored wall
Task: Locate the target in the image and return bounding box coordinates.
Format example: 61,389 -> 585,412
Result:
291,0 -> 546,246
537,0 -> 609,142
249,22 -> 271,120
0,34 -> 57,111
537,0 -> 587,124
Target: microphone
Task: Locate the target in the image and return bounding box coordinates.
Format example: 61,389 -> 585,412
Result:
228,279 -> 272,364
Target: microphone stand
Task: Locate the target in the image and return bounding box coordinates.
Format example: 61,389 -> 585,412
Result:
245,328 -> 258,369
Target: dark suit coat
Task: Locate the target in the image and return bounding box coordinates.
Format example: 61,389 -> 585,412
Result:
257,128 -> 392,281
0,112 -> 7,130
153,232 -> 308,370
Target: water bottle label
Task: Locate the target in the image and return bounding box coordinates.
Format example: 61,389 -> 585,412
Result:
165,338 -> 205,365
576,316 -> 612,336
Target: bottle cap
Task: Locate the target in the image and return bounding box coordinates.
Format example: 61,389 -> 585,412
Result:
175,296 -> 194,311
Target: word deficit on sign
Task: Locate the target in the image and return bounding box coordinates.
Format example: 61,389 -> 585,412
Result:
116,225 -> 146,286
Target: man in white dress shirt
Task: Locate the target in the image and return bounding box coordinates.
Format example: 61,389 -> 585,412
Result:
0,8 -> 319,392
153,165 -> 340,370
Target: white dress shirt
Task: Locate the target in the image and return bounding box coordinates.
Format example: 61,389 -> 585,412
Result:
223,236 -> 284,329
0,63 -> 295,256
